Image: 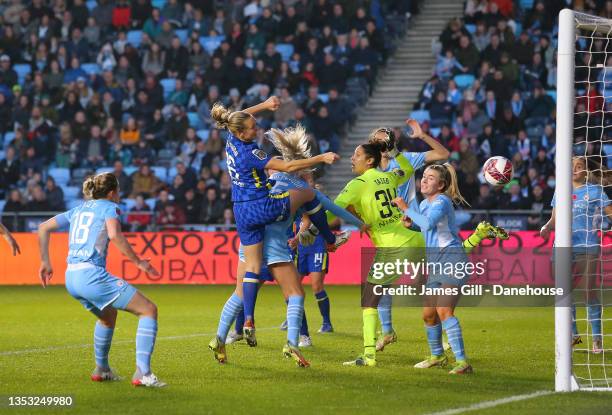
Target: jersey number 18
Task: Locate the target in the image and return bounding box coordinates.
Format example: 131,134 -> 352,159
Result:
70,212 -> 94,244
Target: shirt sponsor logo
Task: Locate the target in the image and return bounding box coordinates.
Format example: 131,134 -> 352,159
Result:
252,149 -> 267,160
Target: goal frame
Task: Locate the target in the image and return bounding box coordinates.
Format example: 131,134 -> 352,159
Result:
555,8 -> 612,393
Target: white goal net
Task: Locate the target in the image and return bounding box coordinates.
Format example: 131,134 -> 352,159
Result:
556,9 -> 612,392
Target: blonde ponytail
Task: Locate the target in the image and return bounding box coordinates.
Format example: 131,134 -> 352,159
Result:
82,173 -> 119,200
82,176 -> 95,200
210,102 -> 252,136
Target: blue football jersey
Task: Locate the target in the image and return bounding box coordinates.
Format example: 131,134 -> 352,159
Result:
383,151 -> 425,209
418,194 -> 462,249
226,133 -> 273,202
552,184 -> 610,247
56,199 -> 120,267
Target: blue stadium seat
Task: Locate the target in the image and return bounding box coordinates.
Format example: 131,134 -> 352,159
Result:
81,63 -> 101,75
546,90 -> 557,102
3,132 -> 15,149
429,127 -> 441,138
199,35 -> 225,55
168,167 -> 177,180
160,78 -> 176,99
63,186 -> 81,201
122,198 -> 137,212
520,0 -> 534,9
48,167 -> 70,186
175,29 -> 189,45
124,165 -> 138,176
145,198 -> 157,208
454,74 -> 476,90
465,24 -> 476,35
187,112 -> 203,129
95,166 -> 113,175
275,43 -> 294,62
86,0 -> 97,11
409,110 -> 431,123
13,64 -> 31,84
514,22 -> 523,36
152,0 -> 167,8
0,200 -> 5,213
127,30 -> 143,47
196,129 -> 210,141
151,166 -> 167,182
67,199 -> 84,210
604,144 -> 612,168
318,93 -> 329,103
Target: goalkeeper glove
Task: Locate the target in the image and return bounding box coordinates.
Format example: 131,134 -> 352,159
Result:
375,127 -> 399,158
297,224 -> 319,246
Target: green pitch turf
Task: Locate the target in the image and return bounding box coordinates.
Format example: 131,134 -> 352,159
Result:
0,285 -> 610,415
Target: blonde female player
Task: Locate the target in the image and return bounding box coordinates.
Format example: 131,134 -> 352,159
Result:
541,156 -> 612,353
37,173 -> 165,386
209,126 -> 363,367
392,163 -> 477,374
211,98 -> 347,341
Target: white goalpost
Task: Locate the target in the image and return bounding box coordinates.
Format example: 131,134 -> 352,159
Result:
556,9 -> 612,392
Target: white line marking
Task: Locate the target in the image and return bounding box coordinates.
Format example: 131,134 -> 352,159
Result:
423,390 -> 555,415
0,327 -> 278,356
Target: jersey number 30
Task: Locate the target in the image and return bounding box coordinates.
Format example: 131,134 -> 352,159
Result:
70,212 -> 94,244
375,189 -> 397,219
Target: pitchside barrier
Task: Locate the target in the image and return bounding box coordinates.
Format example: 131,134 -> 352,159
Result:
2,230 -> 610,285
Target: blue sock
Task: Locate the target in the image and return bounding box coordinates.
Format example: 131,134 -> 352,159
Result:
378,294 -> 393,334
587,302 -> 602,341
572,304 -> 578,337
300,309 -> 309,336
94,321 -> 114,370
426,324 -> 443,356
242,272 -> 260,322
442,316 -> 466,361
315,290 -> 331,325
217,293 -> 243,341
136,317 -> 157,375
287,295 -> 304,347
235,308 -> 245,335
303,199 -> 335,244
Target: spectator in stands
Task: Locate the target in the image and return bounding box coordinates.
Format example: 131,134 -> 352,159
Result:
81,124 -> 108,168
525,84 -> 554,121
472,183 -> 497,210
311,106 -> 339,153
183,188 -> 200,224
455,35 -> 480,74
142,42 -> 165,77
24,184 -> 50,212
496,105 -> 522,139
127,194 -> 152,232
113,160 -> 132,199
130,164 -> 163,199
45,176 -> 65,211
317,53 -> 346,93
167,105 -> 189,142
437,124 -> 461,153
0,147 -> 20,196
132,90 -> 155,125
2,189 -> 24,231
429,90 -> 454,127
59,91 -> 84,123
199,187 -> 224,224
119,116 -> 140,146
157,201 -> 186,228
500,182 -> 528,210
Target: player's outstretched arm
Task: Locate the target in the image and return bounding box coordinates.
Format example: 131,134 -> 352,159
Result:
38,217 -> 60,287
106,218 -> 160,276
266,152 -> 340,173
406,118 -> 450,163
243,96 -> 280,115
540,207 -> 556,239
0,223 -> 20,256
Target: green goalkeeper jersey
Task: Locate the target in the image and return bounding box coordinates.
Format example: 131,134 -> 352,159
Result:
329,154 -> 425,249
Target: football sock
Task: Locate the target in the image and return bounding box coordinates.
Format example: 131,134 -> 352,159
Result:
426,323 -> 443,356
217,293 -> 243,341
242,272 -> 260,322
363,308 -> 378,356
377,294 -> 393,334
315,290 -> 331,325
287,295 -> 304,347
442,316 -> 466,361
136,317 -> 157,375
94,321 -> 114,370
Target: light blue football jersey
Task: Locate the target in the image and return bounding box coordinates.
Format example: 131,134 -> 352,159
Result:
417,194 -> 463,249
383,151 -> 426,209
56,199 -> 121,267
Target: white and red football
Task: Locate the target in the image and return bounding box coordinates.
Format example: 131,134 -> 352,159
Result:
483,156 -> 513,186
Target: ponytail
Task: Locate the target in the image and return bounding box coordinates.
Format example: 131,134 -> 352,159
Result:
210,102 -> 252,136
82,172 -> 119,200
426,163 -> 470,206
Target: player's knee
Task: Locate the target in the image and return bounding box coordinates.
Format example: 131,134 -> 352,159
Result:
144,301 -> 158,319
436,307 -> 453,321
312,279 -> 324,293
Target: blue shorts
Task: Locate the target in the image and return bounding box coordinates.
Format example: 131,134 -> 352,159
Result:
296,251 -> 329,275
65,263 -> 137,317
425,247 -> 471,288
233,193 -> 291,246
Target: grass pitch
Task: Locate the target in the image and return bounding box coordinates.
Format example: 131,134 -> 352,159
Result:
0,285 -> 610,414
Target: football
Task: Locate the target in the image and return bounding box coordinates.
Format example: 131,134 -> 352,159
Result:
483,156 -> 514,186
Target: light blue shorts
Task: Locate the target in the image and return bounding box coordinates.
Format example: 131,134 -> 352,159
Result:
425,247 -> 471,288
238,218 -> 294,272
65,263 -> 137,317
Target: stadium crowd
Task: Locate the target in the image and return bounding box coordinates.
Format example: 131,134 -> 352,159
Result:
0,0 -> 609,232
403,0 -> 612,229
0,0 -> 412,231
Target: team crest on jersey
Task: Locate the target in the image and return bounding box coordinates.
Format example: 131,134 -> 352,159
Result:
392,168 -> 405,177
584,195 -> 589,201
252,149 -> 267,160
117,280 -> 124,287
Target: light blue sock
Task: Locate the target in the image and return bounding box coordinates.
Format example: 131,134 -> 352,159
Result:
378,294 -> 393,334
442,316 -> 466,361
94,321 -> 114,370
587,302 -> 602,341
217,293 -> 243,341
572,304 -> 578,337
136,317 -> 157,375
287,295 -> 304,347
426,324 -> 443,356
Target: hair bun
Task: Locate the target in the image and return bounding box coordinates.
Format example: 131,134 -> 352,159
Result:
210,102 -> 231,129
